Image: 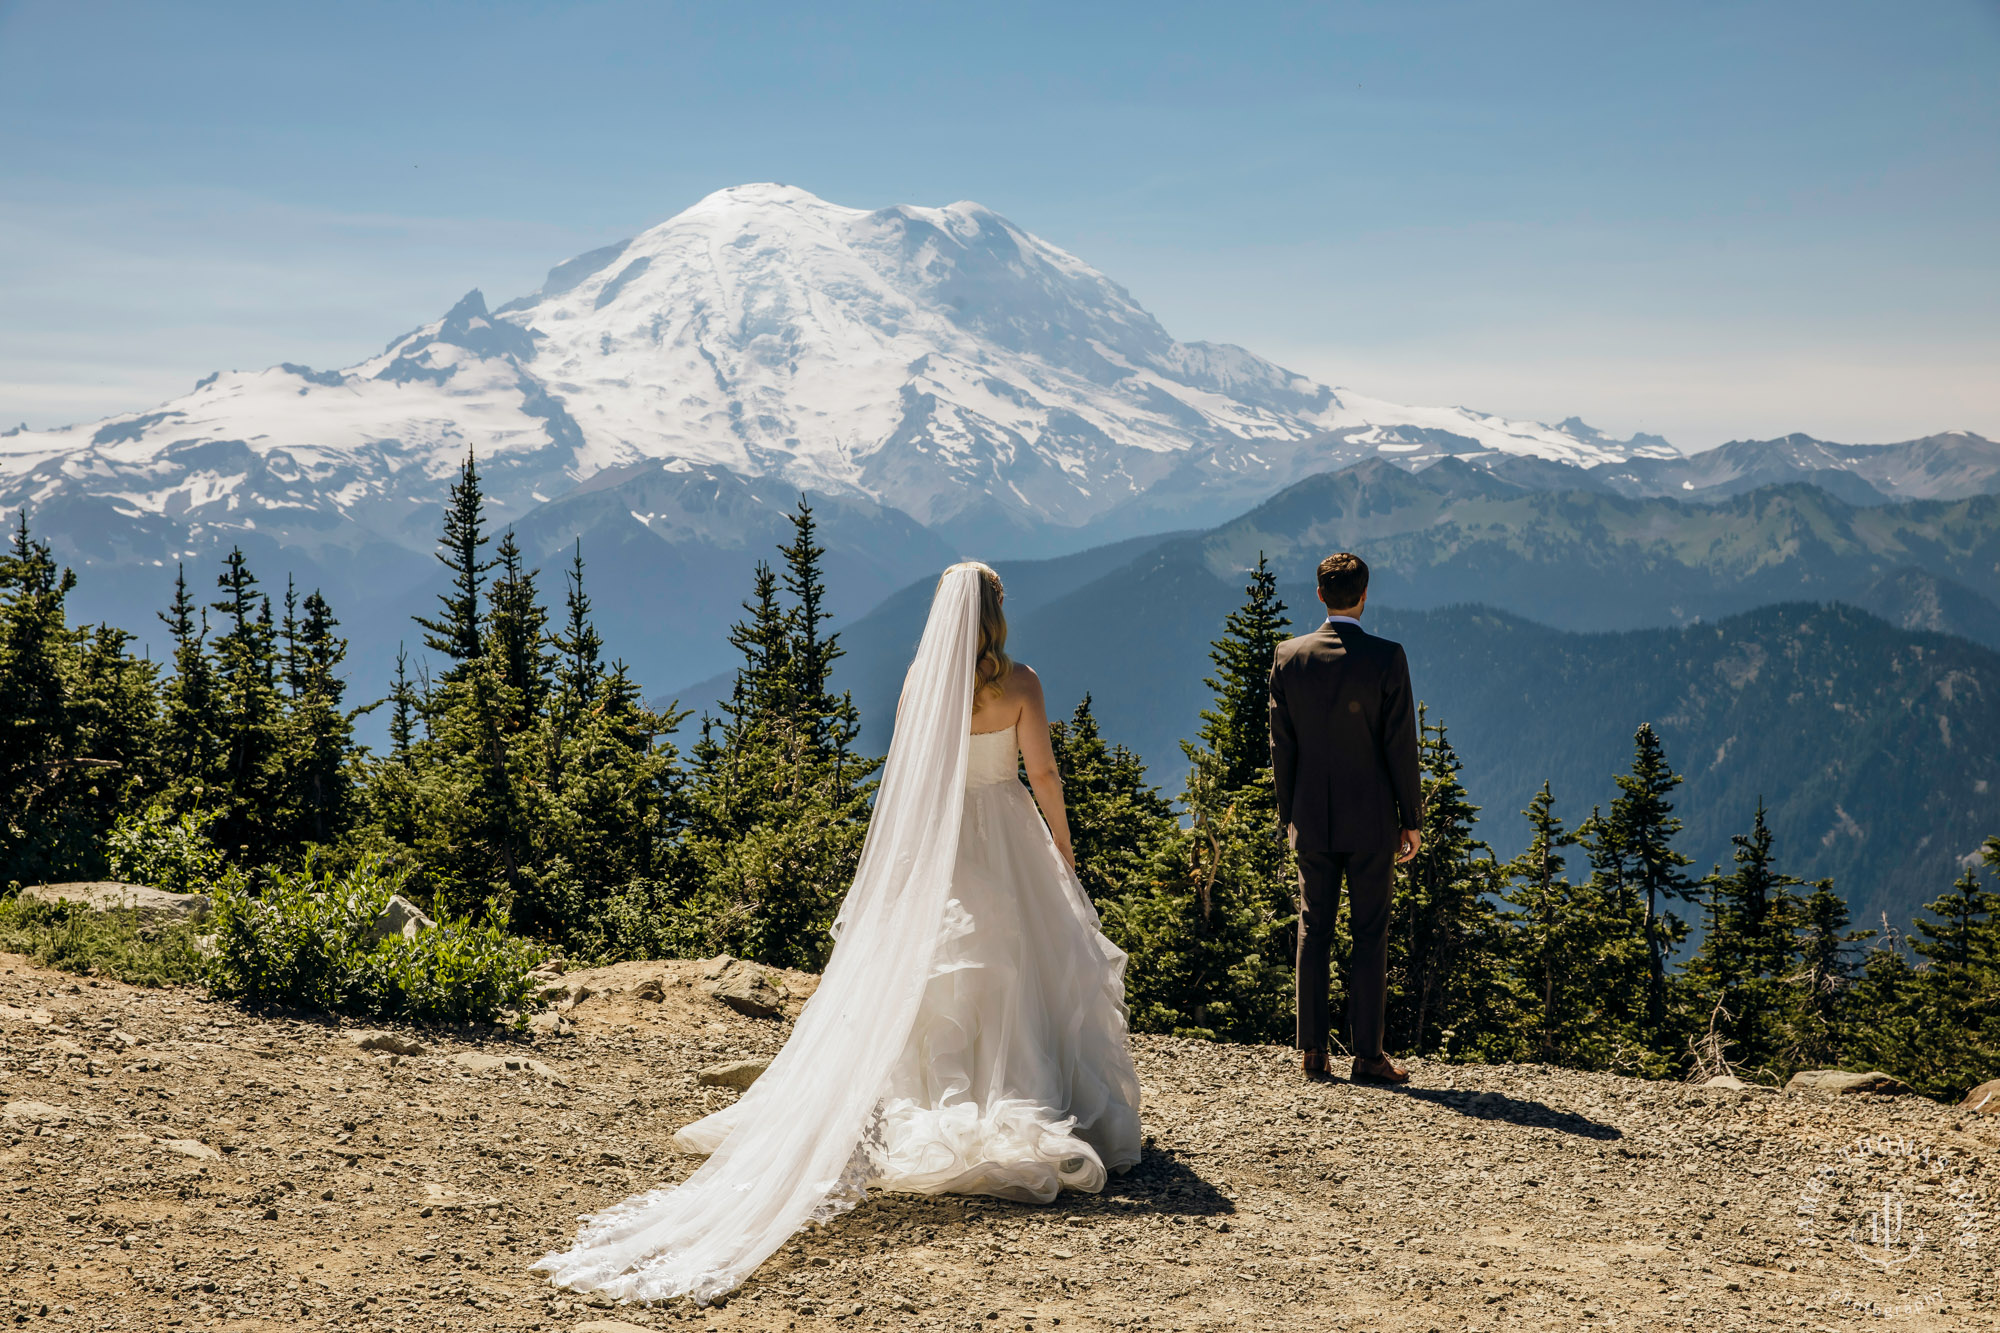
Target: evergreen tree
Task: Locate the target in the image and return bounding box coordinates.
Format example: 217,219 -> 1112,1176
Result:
777,500 -> 849,762
1103,571 -> 1297,1044
550,542 -> 604,730
1786,878 -> 1871,1069
1608,724 -> 1698,1037
206,548 -> 284,862
1685,801 -> 1805,1076
1892,863 -> 2000,1096
486,530 -> 549,727
157,564 -> 218,800
1501,782 -> 1596,1064
0,513 -> 83,882
387,645 -> 418,768
414,449 -> 493,679
1389,712 -> 1509,1059
1194,554 -> 1288,795
1047,695 -> 1176,908
277,589 -> 356,847
682,508 -> 877,970
1571,801 -> 1652,1065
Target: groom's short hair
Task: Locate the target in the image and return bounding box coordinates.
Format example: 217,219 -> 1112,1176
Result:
1318,552 -> 1369,609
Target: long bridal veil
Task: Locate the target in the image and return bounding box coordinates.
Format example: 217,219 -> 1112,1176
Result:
532,563 -> 986,1304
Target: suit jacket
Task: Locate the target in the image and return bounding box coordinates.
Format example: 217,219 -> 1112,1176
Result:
1269,620 -> 1422,853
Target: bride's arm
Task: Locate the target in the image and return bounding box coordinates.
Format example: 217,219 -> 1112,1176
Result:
1013,666 -> 1076,872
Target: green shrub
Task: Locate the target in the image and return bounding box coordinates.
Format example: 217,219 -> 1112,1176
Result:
203,854 -> 540,1024
104,802 -> 225,894
0,896 -> 206,988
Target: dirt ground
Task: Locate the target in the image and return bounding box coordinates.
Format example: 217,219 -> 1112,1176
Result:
2,950 -> 1995,1333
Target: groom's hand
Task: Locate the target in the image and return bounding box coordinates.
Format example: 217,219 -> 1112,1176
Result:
1396,828 -> 1422,864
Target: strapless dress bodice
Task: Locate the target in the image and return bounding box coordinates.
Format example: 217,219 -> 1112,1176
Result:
966,725 -> 1019,788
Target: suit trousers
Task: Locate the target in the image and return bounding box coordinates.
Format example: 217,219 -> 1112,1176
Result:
1294,847 -> 1394,1058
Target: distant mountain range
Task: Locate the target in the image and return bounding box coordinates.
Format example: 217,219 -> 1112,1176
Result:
821,508 -> 2000,928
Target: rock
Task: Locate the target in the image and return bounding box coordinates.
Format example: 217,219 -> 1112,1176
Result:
369,894 -> 435,944
1962,1079 -> 2000,1115
1784,1069 -> 1911,1096
1,1100 -> 69,1123
697,1058 -> 769,1090
527,957 -> 567,980
346,1031 -> 427,1056
450,1051 -> 558,1079
713,966 -> 785,1019
573,1323 -> 659,1333
1701,1075 -> 1772,1093
528,1011 -> 576,1039
630,977 -> 665,1003
701,954 -> 738,981
158,1138 -> 221,1160
17,881 -> 209,922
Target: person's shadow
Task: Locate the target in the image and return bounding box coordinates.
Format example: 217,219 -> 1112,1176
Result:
1080,1144 -> 1236,1217
1366,1084 -> 1623,1140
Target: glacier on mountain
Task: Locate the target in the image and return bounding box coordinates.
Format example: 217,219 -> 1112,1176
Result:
0,182 -> 1678,558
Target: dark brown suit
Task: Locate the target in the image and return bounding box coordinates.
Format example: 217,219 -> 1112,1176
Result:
1269,618 -> 1422,1058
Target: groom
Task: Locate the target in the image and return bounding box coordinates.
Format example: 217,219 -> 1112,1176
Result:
1269,552 -> 1422,1085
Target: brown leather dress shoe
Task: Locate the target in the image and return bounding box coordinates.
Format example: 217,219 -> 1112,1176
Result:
1302,1049 -> 1331,1081
1350,1055 -> 1409,1085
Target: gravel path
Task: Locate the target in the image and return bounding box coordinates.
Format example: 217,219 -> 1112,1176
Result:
2,951 -> 1993,1332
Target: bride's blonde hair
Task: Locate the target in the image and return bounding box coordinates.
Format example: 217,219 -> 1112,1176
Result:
948,562 -> 1012,702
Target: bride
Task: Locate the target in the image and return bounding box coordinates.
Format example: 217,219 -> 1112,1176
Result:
534,562 -> 1143,1304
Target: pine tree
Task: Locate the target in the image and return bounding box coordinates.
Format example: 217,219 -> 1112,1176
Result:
1103,571 -> 1297,1044
1194,554 -> 1288,796
550,542 -> 604,730
1685,801 -> 1805,1076
206,548 -> 284,862
1895,864 -> 2000,1096
683,518 -> 878,971
0,512 -> 81,881
1786,878 -> 1870,1069
1390,712 -> 1509,1060
486,530 -> 549,727
1501,782 -> 1594,1064
157,564 -> 218,801
1047,695 -> 1176,908
415,449 -> 493,679
1608,724 -> 1698,1039
387,645 -> 418,768
277,588 -> 355,847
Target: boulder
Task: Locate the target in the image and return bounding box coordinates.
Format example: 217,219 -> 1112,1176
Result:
157,1138 -> 221,1160
697,1058 -> 770,1090
527,1011 -> 576,1039
1962,1079 -> 2000,1116
369,894 -> 435,944
451,1051 -> 557,1079
713,966 -> 785,1019
1784,1069 -> 1911,1096
701,954 -> 739,981
1701,1075 -> 1772,1093
17,881 -> 209,922
346,1031 -> 427,1057
630,977 -> 666,1003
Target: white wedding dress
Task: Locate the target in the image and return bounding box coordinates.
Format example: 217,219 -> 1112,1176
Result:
534,566 -> 1142,1304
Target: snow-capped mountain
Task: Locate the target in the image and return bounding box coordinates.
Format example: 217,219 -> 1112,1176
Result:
0,182 -> 1678,561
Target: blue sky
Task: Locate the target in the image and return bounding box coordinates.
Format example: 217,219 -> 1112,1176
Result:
1,0 -> 1995,449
